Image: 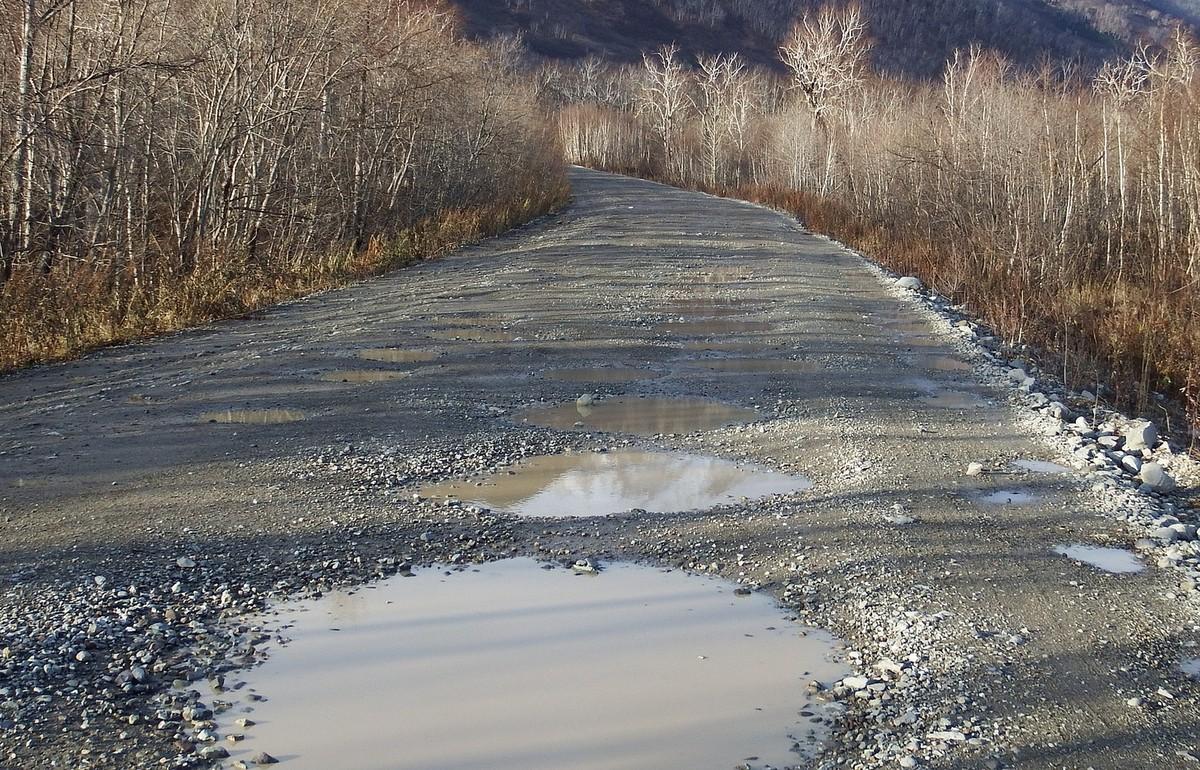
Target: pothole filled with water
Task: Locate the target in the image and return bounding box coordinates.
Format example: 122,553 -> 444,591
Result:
1182,658 -> 1200,680
909,378 -> 985,409
1012,459 -> 1072,474
215,559 -> 845,770
684,358 -> 819,374
516,396 -> 759,435
320,370 -> 410,384
421,450 -> 812,517
357,349 -> 439,364
201,409 -> 305,424
543,367 -> 663,384
1053,544 -> 1145,574
974,489 -> 1041,506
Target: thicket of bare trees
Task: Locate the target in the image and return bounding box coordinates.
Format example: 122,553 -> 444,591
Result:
0,0 -> 566,368
548,8 -> 1200,435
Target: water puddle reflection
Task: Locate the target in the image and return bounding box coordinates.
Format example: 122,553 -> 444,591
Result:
201,409 -> 305,424
215,559 -> 844,770
1053,544 -> 1145,574
543,368 -> 663,384
517,397 -> 759,435
422,450 -> 811,516
975,489 -> 1040,506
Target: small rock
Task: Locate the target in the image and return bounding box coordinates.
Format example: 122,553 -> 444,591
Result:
896,276 -> 923,291
176,556 -> 197,569
252,752 -> 280,765
966,463 -> 984,477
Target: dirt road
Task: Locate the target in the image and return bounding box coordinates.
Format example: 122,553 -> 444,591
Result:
1,168 -> 1197,769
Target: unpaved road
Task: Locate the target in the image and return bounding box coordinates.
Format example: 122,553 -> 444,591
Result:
1,168 -> 1198,769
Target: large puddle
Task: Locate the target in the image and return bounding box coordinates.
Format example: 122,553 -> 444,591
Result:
543,367 -> 663,384
216,559 -> 844,770
517,396 -> 759,435
421,450 -> 812,517
1053,544 -> 1145,574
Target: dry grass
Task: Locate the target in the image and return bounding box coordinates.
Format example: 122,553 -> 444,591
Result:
718,181 -> 1200,441
0,187 -> 568,372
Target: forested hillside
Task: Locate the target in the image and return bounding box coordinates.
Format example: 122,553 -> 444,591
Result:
457,0 -> 1193,76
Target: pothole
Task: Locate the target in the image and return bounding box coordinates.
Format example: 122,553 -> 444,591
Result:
319,370 -> 410,384
214,559 -> 845,770
421,450 -> 812,517
357,349 -> 439,364
543,367 -> 663,384
516,396 -> 759,435
1012,459 -> 1072,474
200,409 -> 305,424
1053,544 -> 1145,574
974,489 -> 1041,506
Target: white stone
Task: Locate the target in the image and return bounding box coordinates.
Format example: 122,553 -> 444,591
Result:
896,276 -> 923,291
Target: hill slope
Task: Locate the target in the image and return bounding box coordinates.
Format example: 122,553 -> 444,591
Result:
455,0 -> 1193,77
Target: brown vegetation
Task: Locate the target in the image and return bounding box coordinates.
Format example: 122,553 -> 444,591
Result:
545,10 -> 1200,436
0,0 -> 566,370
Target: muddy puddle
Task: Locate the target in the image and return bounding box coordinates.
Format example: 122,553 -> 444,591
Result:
1054,544 -> 1145,574
684,358 -> 820,375
421,450 -> 812,517
975,489 -> 1041,506
517,396 -> 759,435
215,558 -> 845,770
319,370 -> 410,384
428,328 -> 517,343
1012,459 -> 1072,474
543,367 -> 663,384
655,319 -> 775,336
357,349 -> 439,364
200,409 -> 305,424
